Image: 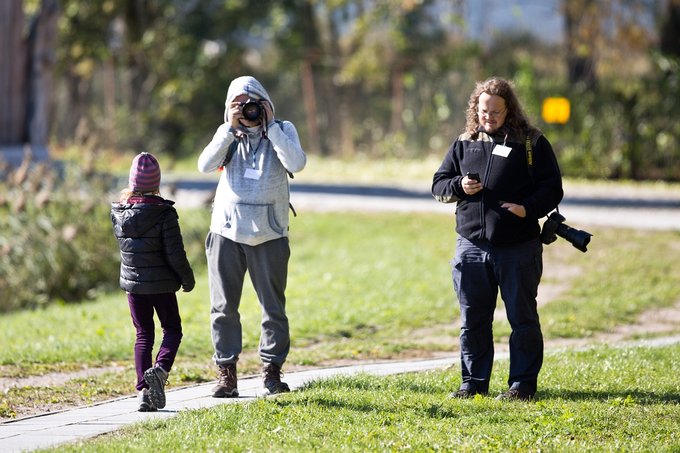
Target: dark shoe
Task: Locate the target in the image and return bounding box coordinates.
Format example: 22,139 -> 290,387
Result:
212,363 -> 239,398
262,363 -> 290,395
448,388 -> 486,399
138,388 -> 157,412
143,366 -> 168,409
496,388 -> 534,401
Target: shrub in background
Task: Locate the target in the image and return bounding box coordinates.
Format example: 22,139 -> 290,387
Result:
0,155 -> 121,312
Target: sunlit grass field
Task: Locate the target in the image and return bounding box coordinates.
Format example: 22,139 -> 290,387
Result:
2,212 -> 679,372
59,344 -> 680,452
2,152 -> 680,449
2,209 -> 679,429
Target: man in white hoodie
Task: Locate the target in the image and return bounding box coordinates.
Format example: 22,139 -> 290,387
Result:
198,76 -> 306,396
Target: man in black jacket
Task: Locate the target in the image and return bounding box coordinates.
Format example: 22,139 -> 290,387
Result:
432,78 -> 563,401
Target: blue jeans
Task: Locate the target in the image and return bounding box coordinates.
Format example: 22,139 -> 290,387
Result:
452,236 -> 543,395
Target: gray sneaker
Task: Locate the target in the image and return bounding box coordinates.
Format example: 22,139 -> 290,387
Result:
137,388 -> 157,412
143,366 -> 168,409
262,363 -> 290,395
212,363 -> 239,398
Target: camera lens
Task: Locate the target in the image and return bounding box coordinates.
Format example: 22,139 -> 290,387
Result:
241,101 -> 262,121
540,211 -> 592,252
557,224 -> 592,253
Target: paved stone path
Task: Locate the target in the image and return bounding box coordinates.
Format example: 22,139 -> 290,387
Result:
0,357 -> 455,452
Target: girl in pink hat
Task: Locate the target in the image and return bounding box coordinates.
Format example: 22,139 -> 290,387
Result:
111,152 -> 195,412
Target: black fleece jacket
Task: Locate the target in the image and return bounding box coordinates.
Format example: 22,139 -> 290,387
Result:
111,195 -> 195,294
432,127 -> 563,246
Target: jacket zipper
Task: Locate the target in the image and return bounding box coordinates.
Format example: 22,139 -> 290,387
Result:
479,139 -> 493,238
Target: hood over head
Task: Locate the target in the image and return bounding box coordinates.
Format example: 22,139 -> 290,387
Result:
224,76 -> 274,123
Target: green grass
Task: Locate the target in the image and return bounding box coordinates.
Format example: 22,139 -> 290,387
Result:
56,343 -> 680,452
13,152 -> 677,449
539,228 -> 680,339
2,210 -> 680,424
0,211 -> 456,372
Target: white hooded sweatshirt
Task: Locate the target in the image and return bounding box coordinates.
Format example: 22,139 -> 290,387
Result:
198,76 -> 306,246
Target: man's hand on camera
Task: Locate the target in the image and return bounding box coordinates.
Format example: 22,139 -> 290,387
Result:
227,101 -> 242,126
262,100 -> 274,124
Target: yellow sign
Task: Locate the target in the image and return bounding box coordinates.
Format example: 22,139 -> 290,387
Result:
542,97 -> 570,124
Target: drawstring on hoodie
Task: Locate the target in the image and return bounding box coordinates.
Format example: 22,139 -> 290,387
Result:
218,126 -> 265,171
249,134 -> 265,169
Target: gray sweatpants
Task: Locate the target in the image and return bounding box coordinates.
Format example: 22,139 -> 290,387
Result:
206,232 -> 290,367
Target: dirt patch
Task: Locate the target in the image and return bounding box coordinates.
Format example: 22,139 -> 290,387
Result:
557,298 -> 680,346
0,365 -> 126,394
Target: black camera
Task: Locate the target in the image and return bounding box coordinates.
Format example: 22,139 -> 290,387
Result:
540,212 -> 592,253
239,99 -> 263,121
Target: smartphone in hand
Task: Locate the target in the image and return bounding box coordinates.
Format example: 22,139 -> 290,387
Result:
466,172 -> 480,182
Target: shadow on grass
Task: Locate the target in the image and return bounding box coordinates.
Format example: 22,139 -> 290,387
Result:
539,389 -> 680,404
301,374 -> 453,396
275,394 -> 465,421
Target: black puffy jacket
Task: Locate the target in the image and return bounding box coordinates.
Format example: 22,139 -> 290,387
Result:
111,195 -> 195,294
432,127 -> 563,246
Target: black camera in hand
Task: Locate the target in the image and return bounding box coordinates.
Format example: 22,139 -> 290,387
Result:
540,212 -> 592,253
239,99 -> 263,122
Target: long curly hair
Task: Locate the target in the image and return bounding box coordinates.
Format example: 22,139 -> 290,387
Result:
464,77 -> 531,137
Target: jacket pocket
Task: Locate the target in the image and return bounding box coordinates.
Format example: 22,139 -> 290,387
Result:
228,202 -> 284,237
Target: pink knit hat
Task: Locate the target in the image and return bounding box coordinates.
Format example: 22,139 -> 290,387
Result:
129,152 -> 161,192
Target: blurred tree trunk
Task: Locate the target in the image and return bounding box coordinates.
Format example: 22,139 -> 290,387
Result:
0,0 -> 58,164
297,2 -> 323,155
300,60 -> 322,155
0,0 -> 27,145
660,0 -> 680,58
123,0 -> 154,112
621,92 -> 641,180
27,0 -> 59,147
563,0 -> 598,89
324,4 -> 355,157
390,64 -> 404,133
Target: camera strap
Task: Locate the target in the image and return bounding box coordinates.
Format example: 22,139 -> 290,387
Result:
218,140 -> 239,171
526,134 -> 534,179
218,120 -> 294,176
528,133 -> 562,217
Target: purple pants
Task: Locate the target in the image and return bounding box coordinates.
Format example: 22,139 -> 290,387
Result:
127,293 -> 183,391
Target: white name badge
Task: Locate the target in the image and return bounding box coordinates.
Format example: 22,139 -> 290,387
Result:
492,144 -> 512,157
244,168 -> 262,180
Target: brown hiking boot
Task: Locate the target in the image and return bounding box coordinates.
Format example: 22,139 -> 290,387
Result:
212,363 -> 238,398
262,363 -> 290,395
